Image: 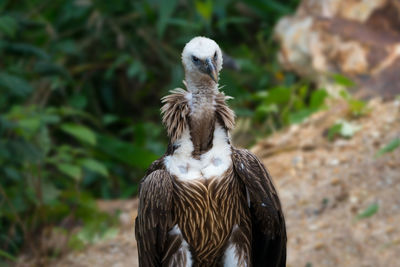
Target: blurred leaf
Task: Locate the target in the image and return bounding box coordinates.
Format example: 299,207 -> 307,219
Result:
256,103 -> 278,116
42,182 -> 61,204
2,42 -> 50,59
289,109 -> 313,124
18,117 -> 41,133
4,167 -> 21,181
0,72 -> 33,97
348,99 -> 368,116
105,54 -> 131,80
8,139 -> 43,162
127,61 -> 146,82
195,0 -> 213,21
376,138 -> 400,157
102,114 -> 118,125
37,126 -> 52,156
60,123 -> 97,145
264,87 -> 290,105
57,163 -> 82,180
34,61 -> 70,79
356,203 -> 379,219
168,18 -> 202,29
68,94 -> 87,109
68,234 -> 85,251
97,135 -> 158,169
246,0 -> 292,16
0,0 -> 9,12
328,120 -> 360,141
157,0 -> 178,37
0,15 -> 17,38
339,89 -> 369,116
217,16 -> 250,31
234,108 -> 253,117
327,123 -> 342,141
80,158 -> 109,177
57,107 -> 97,122
333,74 -> 355,87
54,40 -> 79,55
310,89 -> 328,109
0,248 -> 16,261
101,227 -> 119,240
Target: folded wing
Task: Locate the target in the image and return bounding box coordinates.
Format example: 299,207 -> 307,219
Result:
135,168 -> 174,267
232,148 -> 287,267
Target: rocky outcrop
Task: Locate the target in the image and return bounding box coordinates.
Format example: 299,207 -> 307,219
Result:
275,0 -> 400,98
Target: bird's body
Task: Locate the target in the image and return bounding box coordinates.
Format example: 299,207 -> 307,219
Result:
171,165 -> 251,265
135,37 -> 286,267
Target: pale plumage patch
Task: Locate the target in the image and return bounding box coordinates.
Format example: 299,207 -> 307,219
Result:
200,124 -> 232,179
168,225 -> 193,267
223,224 -> 251,266
223,244 -> 240,267
164,124 -> 231,181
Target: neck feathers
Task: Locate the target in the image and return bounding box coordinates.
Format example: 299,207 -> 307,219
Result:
161,88 -> 190,144
185,75 -> 218,95
161,86 -> 235,144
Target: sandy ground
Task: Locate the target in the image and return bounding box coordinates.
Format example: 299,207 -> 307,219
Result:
253,98 -> 400,267
19,98 -> 400,267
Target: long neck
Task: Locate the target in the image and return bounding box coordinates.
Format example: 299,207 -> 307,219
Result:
186,75 -> 218,95
185,74 -> 218,158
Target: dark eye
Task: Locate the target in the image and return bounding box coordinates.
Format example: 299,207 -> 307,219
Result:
214,52 -> 217,61
192,56 -> 199,63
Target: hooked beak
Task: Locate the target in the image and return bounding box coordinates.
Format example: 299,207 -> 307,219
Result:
205,58 -> 218,83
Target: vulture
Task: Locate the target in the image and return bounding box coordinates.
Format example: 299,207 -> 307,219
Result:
135,37 -> 286,267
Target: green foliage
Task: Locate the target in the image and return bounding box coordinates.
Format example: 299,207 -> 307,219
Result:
376,138 -> 400,157
356,203 -> 379,220
331,74 -> 369,117
327,120 -> 360,141
0,249 -> 16,262
339,89 -> 370,117
332,73 -> 355,88
60,123 -> 97,146
0,0 -> 302,260
251,82 -> 327,136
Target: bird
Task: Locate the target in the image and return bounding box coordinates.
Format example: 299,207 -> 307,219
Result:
135,36 -> 286,267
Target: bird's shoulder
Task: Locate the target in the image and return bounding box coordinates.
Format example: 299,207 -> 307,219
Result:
231,147 -> 281,213
144,156 -> 166,176
231,147 -> 278,201
138,156 -> 169,193
231,147 -> 285,233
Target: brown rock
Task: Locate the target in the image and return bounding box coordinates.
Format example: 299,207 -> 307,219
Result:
275,0 -> 400,98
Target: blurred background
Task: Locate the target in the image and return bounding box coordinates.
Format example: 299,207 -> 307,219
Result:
1,0 -> 399,266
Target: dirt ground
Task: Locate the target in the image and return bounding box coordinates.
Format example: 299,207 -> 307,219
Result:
33,98 -> 400,267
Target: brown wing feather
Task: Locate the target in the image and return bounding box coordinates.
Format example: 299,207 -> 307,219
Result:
135,169 -> 174,267
232,148 -> 287,267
